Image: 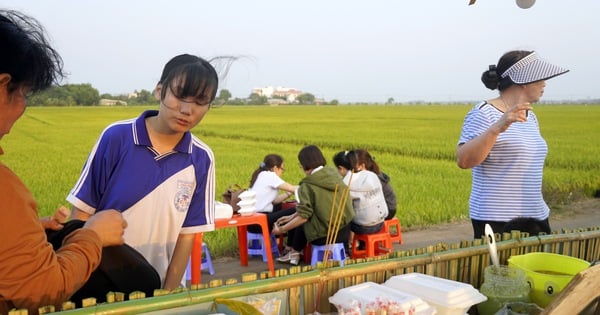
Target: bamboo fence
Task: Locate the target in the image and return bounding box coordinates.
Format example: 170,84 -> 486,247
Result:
22,226 -> 600,315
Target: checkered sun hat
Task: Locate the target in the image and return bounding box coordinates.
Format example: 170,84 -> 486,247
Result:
501,51 -> 569,84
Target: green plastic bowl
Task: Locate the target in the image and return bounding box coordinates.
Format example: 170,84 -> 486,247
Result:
508,252 -> 590,308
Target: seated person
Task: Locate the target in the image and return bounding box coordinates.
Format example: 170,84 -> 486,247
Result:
352,149 -> 398,220
333,150 -> 388,236
247,154 -> 298,237
272,145 -> 355,265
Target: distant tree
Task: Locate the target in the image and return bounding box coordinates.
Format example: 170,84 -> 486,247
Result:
219,89 -> 232,101
386,97 -> 395,104
329,99 -> 339,105
28,85 -> 77,106
63,83 -> 100,105
247,93 -> 268,105
214,89 -> 232,105
297,93 -> 315,104
227,97 -> 246,105
131,89 -> 157,105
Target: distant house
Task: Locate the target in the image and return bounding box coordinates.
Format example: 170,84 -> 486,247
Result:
253,86 -> 303,103
99,99 -> 127,106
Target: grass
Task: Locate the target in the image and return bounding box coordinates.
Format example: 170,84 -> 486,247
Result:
2,104 -> 599,256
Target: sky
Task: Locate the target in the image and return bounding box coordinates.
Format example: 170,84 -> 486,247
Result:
3,0 -> 599,103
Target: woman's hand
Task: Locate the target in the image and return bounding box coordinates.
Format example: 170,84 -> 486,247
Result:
83,210 -> 127,246
40,206 -> 71,231
272,223 -> 284,235
457,101 -> 532,169
494,102 -> 532,133
276,215 -> 293,226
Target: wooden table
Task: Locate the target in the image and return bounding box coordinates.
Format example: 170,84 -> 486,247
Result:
190,212 -> 275,284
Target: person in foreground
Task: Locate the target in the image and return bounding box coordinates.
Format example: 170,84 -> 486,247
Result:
247,154 -> 298,236
456,50 -> 569,239
67,54 -> 219,290
0,9 -> 127,313
272,145 -> 355,265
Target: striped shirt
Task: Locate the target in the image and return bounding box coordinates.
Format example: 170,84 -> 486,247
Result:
458,101 -> 550,221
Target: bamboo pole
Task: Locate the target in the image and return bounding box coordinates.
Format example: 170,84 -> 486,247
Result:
47,228 -> 600,314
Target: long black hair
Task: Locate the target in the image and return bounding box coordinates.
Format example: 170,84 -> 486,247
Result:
249,154 -> 284,187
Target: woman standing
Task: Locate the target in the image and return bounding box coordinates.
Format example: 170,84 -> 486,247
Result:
457,50 -> 568,238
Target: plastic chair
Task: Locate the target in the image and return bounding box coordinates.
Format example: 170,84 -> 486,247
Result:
185,242 -> 214,280
247,232 -> 280,262
383,217 -> 403,245
303,243 -> 312,264
351,231 -> 392,259
311,243 -> 347,267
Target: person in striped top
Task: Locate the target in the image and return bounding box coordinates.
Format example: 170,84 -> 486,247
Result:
457,50 -> 568,239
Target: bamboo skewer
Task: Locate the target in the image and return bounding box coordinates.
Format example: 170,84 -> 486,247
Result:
323,173 -> 353,265
325,184 -> 339,248
315,174 -> 353,313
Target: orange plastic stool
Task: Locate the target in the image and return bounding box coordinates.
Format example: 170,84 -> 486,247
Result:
351,231 -> 392,259
383,217 -> 403,245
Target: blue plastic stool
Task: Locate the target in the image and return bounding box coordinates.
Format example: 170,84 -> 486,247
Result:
247,232 -> 280,262
185,242 -> 214,280
311,243 -> 346,267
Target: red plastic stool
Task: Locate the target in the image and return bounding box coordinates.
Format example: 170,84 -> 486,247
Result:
351,231 -> 392,259
383,217 -> 403,245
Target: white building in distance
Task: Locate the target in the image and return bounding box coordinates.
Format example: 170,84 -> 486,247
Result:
252,86 -> 303,102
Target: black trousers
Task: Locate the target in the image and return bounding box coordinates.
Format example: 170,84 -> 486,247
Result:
288,224 -> 351,253
471,217 -> 551,239
46,220 -> 161,306
247,206 -> 297,234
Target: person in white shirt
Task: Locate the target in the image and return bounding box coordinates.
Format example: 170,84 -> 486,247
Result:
247,154 -> 298,237
333,150 -> 388,236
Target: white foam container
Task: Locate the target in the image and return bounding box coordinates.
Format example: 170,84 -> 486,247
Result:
238,190 -> 256,200
384,273 -> 487,315
329,281 -> 436,315
215,201 -> 233,219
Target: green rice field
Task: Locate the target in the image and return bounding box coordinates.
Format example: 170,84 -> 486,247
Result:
2,104 -> 599,256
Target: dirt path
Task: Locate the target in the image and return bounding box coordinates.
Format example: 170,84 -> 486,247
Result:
190,198 -> 600,284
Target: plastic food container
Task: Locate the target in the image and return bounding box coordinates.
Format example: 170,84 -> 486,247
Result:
384,273 -> 487,315
237,199 -> 256,207
329,281 -> 436,315
215,201 -> 233,219
237,207 -> 256,216
238,190 -> 257,200
508,252 -> 590,307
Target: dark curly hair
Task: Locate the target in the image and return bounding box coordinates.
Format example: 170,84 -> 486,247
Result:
0,9 -> 64,94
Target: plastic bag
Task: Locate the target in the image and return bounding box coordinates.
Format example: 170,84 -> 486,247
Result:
493,302 -> 544,315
